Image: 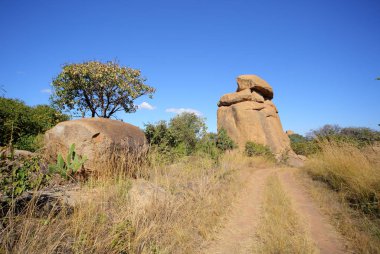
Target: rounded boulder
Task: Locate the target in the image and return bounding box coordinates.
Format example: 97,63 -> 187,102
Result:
44,118 -> 147,171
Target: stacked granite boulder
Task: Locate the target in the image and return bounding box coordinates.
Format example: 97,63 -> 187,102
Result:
217,75 -> 291,157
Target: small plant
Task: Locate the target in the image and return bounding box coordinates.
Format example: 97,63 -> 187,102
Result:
49,144 -> 87,180
245,141 -> 275,160
0,154 -> 49,199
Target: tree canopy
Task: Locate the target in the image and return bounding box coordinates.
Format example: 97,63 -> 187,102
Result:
145,112 -> 207,155
51,61 -> 155,118
0,97 -> 69,150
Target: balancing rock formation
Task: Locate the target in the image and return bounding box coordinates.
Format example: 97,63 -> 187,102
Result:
217,75 -> 291,157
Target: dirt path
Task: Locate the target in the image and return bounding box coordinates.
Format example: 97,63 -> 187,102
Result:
203,167 -> 348,254
278,168 -> 348,254
203,168 -> 276,254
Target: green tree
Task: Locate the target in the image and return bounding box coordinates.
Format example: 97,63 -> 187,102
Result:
144,120 -> 176,148
0,97 -> 69,150
51,61 -> 155,118
144,112 -> 207,155
168,112 -> 207,154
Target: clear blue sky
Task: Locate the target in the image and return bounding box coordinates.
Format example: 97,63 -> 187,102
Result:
1,0 -> 379,134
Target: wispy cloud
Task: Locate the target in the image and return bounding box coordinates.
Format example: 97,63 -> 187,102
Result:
165,107 -> 202,116
40,88 -> 52,94
138,101 -> 156,110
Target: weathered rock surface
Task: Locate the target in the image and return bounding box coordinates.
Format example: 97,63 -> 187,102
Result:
218,74 -> 291,157
44,118 -> 147,171
237,75 -> 274,99
218,89 -> 252,106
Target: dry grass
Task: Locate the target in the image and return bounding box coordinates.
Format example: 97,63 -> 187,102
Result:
0,150 -> 250,254
221,150 -> 276,170
305,141 -> 380,214
253,174 -> 317,254
299,172 -> 380,253
301,141 -> 380,253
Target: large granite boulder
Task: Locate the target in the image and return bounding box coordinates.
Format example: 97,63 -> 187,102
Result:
44,118 -> 147,171
217,75 -> 291,157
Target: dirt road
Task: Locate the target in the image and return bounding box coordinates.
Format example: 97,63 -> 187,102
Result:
203,167 -> 348,254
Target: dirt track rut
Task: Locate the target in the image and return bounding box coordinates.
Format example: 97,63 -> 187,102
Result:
203,167 -> 348,254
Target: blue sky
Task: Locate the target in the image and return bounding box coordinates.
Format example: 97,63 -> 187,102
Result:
1,0 -> 379,134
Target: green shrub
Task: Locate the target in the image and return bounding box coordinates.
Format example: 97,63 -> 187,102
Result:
14,134 -> 44,152
245,141 -> 275,160
0,97 -> 69,150
216,129 -> 235,151
289,134 -> 319,156
0,155 -> 50,199
196,133 -> 221,160
145,115 -> 235,162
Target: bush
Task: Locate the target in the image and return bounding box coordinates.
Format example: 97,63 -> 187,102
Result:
195,133 -> 220,160
216,129 -> 235,151
0,97 -> 69,150
145,115 -> 235,162
245,141 -> 275,160
0,154 -> 50,199
289,134 -> 319,156
14,134 -> 44,152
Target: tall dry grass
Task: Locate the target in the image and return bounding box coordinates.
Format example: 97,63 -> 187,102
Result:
253,174 -> 317,253
305,141 -> 380,214
302,141 -> 380,253
0,149 -> 248,253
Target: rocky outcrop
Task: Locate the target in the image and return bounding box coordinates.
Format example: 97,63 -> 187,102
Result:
217,74 -> 291,157
44,118 -> 147,171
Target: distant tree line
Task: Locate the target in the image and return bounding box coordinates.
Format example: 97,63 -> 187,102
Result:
289,124 -> 380,156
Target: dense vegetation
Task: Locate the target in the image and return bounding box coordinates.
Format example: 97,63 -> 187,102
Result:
289,124 -> 380,156
144,112 -> 235,161
0,97 -> 69,151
